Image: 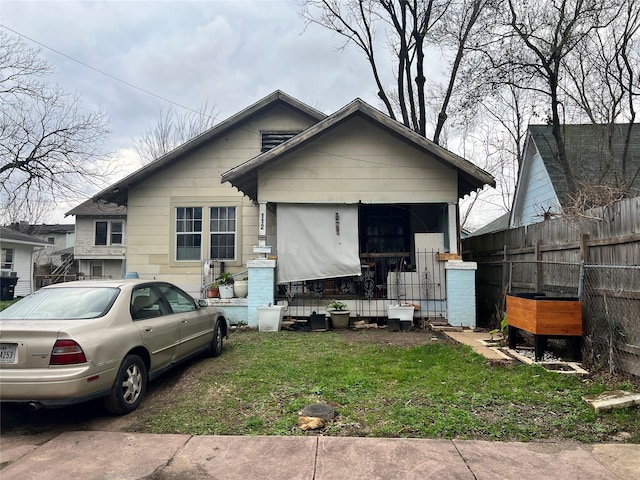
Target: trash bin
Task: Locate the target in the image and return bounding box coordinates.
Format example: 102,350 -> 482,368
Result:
0,277 -> 19,301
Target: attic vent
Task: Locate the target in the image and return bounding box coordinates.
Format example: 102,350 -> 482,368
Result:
261,131 -> 301,152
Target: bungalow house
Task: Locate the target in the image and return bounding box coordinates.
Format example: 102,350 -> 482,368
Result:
511,124 -> 640,227
0,226 -> 49,298
65,199 -> 127,280
88,91 -> 495,326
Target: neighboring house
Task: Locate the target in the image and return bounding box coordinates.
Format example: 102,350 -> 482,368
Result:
65,199 -> 127,280
466,212 -> 510,237
0,226 -> 49,297
511,124 -> 640,227
82,91 -> 494,323
30,224 -> 75,268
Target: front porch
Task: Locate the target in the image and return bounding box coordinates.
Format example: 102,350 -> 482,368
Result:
205,252 -> 477,330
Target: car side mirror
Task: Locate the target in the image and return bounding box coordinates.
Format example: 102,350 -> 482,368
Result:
197,299 -> 209,308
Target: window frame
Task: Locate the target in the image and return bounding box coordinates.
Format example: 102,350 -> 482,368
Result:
209,206 -> 237,262
110,221 -> 124,245
94,220 -> 125,246
1,248 -> 14,271
170,201 -> 243,267
175,207 -> 203,262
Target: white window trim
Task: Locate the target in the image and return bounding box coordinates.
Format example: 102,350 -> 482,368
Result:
1,247 -> 14,272
94,220 -> 125,246
170,201 -> 242,267
174,207 -> 204,262
209,206 -> 238,262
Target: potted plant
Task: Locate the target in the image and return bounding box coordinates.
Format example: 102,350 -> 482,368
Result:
205,281 -> 219,298
326,300 -> 350,329
217,272 -> 234,299
233,276 -> 248,298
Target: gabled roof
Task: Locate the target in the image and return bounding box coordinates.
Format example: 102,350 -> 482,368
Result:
467,212 -> 510,237
30,224 -> 75,234
66,198 -> 127,217
222,99 -> 495,201
0,226 -> 49,247
528,124 -> 640,206
93,90 -> 326,206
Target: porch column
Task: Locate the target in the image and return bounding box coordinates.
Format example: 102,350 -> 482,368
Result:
447,203 -> 458,254
247,258 -> 277,327
253,202 -> 272,256
445,260 -> 477,328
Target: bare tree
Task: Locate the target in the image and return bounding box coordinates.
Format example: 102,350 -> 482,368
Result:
300,0 -> 493,144
498,0 -> 614,196
563,0 -> 640,191
1,189 -> 54,227
133,101 -> 218,165
0,31 -> 112,225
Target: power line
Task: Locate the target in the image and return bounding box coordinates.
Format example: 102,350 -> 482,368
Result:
0,24 -> 215,120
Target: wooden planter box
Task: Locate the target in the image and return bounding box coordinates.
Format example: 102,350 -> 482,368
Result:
506,293 -> 582,336
506,293 -> 583,361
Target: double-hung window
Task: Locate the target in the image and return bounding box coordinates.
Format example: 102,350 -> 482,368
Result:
110,222 -> 123,244
1,248 -> 14,271
176,207 -> 202,261
210,206 -> 236,261
95,221 -> 124,246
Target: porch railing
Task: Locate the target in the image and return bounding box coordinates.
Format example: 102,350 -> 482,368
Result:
275,250 -> 447,321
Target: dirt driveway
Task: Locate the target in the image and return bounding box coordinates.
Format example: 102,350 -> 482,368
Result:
0,328 -> 445,441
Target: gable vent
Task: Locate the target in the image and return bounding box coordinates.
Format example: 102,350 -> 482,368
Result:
261,131 -> 302,152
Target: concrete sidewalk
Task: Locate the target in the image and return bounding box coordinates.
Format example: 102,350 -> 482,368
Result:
1,431 -> 639,479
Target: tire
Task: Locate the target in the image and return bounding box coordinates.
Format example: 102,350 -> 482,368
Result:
104,354 -> 147,415
209,320 -> 223,358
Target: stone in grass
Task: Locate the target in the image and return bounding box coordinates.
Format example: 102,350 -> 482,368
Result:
582,390 -> 640,412
298,402 -> 335,431
298,416 -> 326,431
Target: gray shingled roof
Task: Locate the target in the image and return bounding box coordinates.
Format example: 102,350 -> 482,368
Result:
0,226 -> 50,246
66,198 -> 127,217
529,124 -> 640,206
467,212 -> 510,237
30,224 -> 75,234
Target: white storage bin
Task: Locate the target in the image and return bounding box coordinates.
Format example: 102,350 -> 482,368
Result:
257,305 -> 285,332
387,305 -> 415,321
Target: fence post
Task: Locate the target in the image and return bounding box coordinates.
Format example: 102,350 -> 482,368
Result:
578,262 -> 585,301
580,234 -> 590,262
535,240 -> 543,292
502,245 -> 509,292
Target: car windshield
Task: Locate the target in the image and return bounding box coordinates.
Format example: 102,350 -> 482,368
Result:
0,287 -> 120,320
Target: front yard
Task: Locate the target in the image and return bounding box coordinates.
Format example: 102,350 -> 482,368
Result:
123,329 -> 639,442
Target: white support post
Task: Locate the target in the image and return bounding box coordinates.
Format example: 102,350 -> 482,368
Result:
253,201 -> 272,256
448,203 -> 458,254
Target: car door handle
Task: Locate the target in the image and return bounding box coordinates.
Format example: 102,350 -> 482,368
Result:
144,328 -> 153,332
181,320 -> 188,324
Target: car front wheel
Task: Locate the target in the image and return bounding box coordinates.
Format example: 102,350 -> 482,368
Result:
209,320 -> 223,357
104,354 -> 147,415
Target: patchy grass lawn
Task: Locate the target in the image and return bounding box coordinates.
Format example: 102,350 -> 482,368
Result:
127,329 -> 639,442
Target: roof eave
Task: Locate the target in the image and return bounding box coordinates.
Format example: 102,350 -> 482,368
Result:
94,91 -> 326,206
222,99 -> 496,200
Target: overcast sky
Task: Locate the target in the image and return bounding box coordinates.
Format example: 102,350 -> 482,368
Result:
1,0 -> 498,228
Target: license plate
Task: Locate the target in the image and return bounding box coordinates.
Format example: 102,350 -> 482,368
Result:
0,344 -> 17,364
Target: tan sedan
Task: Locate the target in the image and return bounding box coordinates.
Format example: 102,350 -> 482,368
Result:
0,279 -> 228,414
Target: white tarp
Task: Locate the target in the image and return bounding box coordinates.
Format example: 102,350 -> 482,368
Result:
276,204 -> 362,284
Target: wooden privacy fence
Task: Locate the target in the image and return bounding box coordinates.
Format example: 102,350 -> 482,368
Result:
462,196 -> 640,377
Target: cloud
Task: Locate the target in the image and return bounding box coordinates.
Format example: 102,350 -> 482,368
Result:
1,0 -> 500,228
